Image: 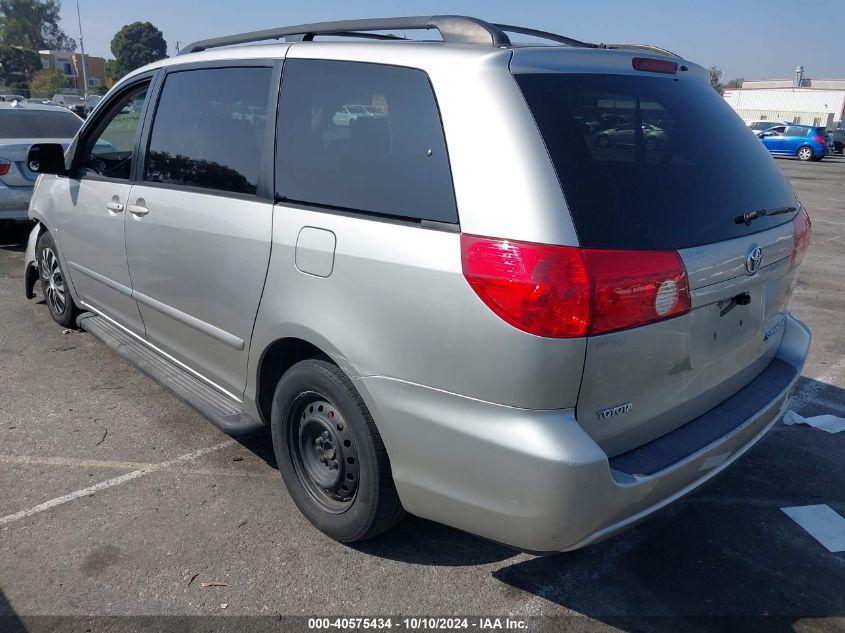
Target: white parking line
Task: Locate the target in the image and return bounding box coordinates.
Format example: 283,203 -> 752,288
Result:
782,504 -> 845,552
0,440 -> 234,527
0,453 -> 268,478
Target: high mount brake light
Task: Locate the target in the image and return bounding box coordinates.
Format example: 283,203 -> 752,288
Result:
632,57 -> 678,74
461,235 -> 691,338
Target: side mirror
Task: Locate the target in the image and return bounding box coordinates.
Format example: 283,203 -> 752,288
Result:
27,143 -> 66,175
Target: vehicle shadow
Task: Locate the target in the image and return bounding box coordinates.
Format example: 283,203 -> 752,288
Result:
0,590 -> 26,633
493,380 -> 845,632
234,427 -> 517,566
0,223 -> 32,252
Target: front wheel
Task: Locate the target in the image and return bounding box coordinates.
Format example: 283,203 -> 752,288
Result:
36,231 -> 78,328
271,359 -> 404,542
796,146 -> 814,161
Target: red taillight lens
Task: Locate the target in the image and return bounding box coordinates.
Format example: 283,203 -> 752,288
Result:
791,207 -> 812,269
461,235 -> 691,338
461,235 -> 591,337
583,249 -> 691,335
632,57 -> 678,74
0,158 -> 10,176
813,135 -> 826,145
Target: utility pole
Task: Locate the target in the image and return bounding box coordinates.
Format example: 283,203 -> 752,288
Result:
75,0 -> 89,102
174,41 -> 182,55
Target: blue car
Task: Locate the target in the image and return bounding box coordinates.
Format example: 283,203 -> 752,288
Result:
757,124 -> 829,161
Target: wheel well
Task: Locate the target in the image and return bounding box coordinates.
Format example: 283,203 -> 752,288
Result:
257,338 -> 332,422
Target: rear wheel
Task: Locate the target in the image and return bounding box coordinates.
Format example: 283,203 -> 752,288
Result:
796,146 -> 814,161
36,231 -> 78,328
271,359 -> 404,542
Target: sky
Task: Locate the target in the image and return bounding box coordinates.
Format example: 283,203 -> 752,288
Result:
59,0 -> 844,81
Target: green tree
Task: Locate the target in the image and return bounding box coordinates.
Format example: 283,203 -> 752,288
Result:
0,0 -> 75,50
0,43 -> 40,84
109,22 -> 166,81
724,77 -> 745,90
29,66 -> 66,96
708,66 -> 723,93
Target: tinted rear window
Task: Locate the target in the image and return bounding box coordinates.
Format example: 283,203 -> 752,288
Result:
515,74 -> 797,250
0,109 -> 81,139
276,60 -> 457,223
785,126 -> 809,137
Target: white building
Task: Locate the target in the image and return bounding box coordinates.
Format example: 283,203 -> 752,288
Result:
723,66 -> 845,129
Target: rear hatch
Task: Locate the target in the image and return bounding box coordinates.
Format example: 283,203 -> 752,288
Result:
0,107 -> 80,187
514,55 -> 806,456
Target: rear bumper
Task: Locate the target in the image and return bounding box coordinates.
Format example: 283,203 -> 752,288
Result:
0,185 -> 33,221
359,313 -> 810,552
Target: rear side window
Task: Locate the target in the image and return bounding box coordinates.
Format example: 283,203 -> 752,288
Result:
145,67 -> 272,195
785,126 -> 808,137
0,110 -> 81,139
516,73 -> 797,250
276,60 -> 457,223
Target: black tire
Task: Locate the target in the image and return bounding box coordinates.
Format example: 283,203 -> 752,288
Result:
645,136 -> 658,151
271,358 -> 404,542
796,146 -> 814,161
36,231 -> 78,328
596,134 -> 610,148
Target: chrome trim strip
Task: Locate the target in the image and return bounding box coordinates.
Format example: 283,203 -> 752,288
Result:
78,301 -> 244,402
67,261 -> 133,297
132,290 -> 245,351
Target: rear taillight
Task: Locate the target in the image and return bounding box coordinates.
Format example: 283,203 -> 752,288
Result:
813,135 -> 826,145
0,158 -> 10,176
461,235 -> 591,337
583,249 -> 691,335
790,206 -> 812,269
461,235 -> 691,338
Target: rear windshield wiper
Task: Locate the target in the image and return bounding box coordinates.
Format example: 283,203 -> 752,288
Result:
734,206 -> 796,226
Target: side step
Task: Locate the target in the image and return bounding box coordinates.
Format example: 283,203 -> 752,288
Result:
77,312 -> 264,436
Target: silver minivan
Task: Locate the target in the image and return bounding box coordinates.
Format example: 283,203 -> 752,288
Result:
23,16 -> 812,552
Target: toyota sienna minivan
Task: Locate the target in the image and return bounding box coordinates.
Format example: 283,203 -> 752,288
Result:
23,16 -> 812,552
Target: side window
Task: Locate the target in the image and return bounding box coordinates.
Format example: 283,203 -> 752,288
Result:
785,126 -> 806,137
82,84 -> 148,180
276,60 -> 458,223
145,67 -> 272,196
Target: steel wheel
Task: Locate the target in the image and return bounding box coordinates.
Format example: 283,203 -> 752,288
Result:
797,146 -> 813,161
40,246 -> 67,315
289,393 -> 360,513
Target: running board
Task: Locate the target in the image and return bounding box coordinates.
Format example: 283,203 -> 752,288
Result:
77,312 -> 264,436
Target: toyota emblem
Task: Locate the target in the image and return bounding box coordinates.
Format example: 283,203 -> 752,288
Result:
745,246 -> 763,274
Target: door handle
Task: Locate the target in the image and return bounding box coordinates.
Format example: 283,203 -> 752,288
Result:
127,202 -> 149,217
106,196 -> 124,213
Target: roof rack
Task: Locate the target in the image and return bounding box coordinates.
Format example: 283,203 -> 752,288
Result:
180,16 -> 511,54
492,24 -> 597,49
179,15 -> 680,60
599,43 -> 682,59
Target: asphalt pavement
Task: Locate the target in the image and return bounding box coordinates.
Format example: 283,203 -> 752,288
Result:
0,156 -> 843,633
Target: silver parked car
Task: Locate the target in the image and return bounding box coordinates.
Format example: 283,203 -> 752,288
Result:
1,101 -> 82,225
23,16 -> 812,552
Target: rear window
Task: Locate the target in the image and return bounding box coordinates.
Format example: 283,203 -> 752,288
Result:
276,60 -> 457,223
515,73 -> 797,250
0,109 -> 82,139
785,126 -> 809,137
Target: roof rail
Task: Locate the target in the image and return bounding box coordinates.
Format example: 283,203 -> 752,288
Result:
180,15 -> 511,54
493,24 -> 597,49
599,43 -> 682,59
179,15 -> 680,60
